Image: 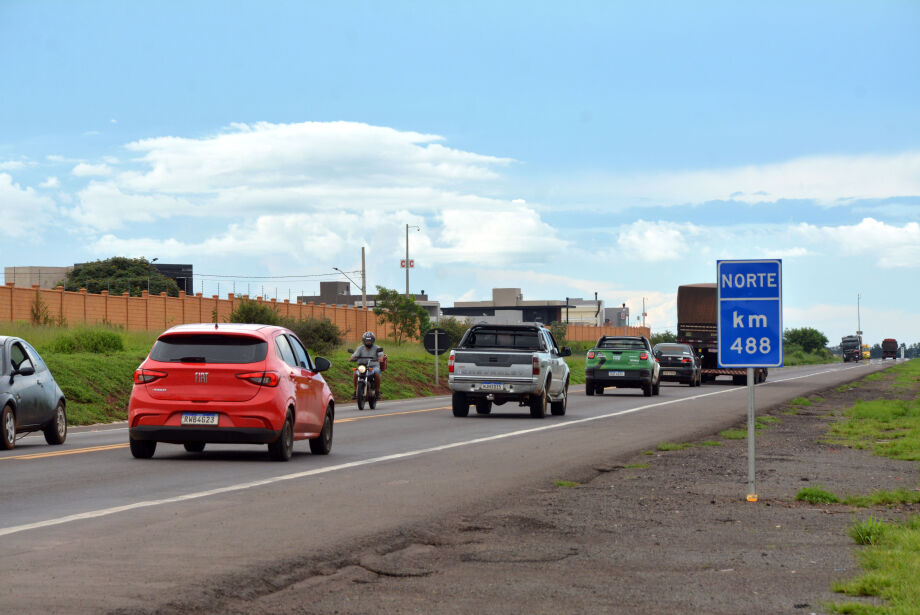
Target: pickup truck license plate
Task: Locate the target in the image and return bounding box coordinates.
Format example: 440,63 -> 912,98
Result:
663,370 -> 677,376
608,371 -> 625,377
479,382 -> 504,391
181,413 -> 218,426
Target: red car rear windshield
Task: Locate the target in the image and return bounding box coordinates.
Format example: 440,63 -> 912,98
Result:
150,334 -> 268,364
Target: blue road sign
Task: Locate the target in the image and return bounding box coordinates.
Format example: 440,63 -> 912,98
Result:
717,259 -> 783,367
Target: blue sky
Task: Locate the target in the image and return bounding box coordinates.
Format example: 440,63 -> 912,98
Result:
2,1 -> 918,345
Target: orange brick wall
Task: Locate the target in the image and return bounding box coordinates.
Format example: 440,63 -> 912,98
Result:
0,284 -> 648,343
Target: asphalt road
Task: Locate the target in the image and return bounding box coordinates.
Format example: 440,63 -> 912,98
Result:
0,360 -> 895,613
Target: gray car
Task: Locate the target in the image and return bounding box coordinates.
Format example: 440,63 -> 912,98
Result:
1,336 -> 67,449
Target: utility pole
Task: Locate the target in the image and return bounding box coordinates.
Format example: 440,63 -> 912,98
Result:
857,293 -> 862,341
642,297 -> 647,327
405,223 -> 419,297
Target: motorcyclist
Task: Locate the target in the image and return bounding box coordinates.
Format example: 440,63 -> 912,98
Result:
349,331 -> 383,399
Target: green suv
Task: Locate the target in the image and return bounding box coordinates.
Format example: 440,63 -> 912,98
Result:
585,336 -> 660,397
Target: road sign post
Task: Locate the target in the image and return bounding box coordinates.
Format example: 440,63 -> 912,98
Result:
423,328 -> 451,384
717,259 -> 783,502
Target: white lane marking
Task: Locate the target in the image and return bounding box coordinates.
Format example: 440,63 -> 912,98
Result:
1,362 -> 872,537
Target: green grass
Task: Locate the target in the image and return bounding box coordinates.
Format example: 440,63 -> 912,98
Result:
828,515 -> 920,614
657,441 -> 694,451
824,398 -> 920,461
719,428 -> 747,440
699,440 -> 723,447
790,396 -> 812,406
553,480 -> 580,488
642,450 -> 655,455
821,359 -> 920,614
796,486 -> 841,505
564,353 -> 586,385
845,490 -> 920,508
625,463 -> 649,469
784,348 -> 841,366
796,487 -> 920,509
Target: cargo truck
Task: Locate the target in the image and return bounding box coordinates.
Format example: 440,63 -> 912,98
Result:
881,338 -> 898,360
841,335 -> 862,362
676,283 -> 768,385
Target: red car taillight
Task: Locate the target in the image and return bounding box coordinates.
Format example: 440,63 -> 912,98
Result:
532,356 -> 540,376
639,352 -> 648,360
134,369 -> 167,384
236,371 -> 280,386
587,351 -> 595,359
682,357 -> 692,364
448,353 -> 455,373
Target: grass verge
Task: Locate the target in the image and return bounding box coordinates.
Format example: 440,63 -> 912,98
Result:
811,359 -> 920,613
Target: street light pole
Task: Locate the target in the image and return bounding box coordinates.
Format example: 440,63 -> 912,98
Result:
361,246 -> 367,310
147,257 -> 159,294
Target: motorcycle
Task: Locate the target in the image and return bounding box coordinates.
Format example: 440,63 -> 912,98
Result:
349,347 -> 385,410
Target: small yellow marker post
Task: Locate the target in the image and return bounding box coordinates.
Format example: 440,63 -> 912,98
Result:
747,494 -> 758,502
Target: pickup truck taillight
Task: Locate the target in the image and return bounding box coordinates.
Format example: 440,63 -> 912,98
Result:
639,352 -> 648,360
448,352 -> 455,373
587,351 -> 595,359
532,356 -> 540,376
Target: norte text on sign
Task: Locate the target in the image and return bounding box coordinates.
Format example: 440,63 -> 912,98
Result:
717,259 -> 783,368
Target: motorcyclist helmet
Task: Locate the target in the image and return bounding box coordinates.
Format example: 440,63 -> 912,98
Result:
362,331 -> 376,348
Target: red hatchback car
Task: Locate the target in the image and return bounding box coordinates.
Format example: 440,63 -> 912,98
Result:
128,323 -> 334,461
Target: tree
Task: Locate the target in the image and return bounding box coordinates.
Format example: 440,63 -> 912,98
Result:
650,330 -> 677,346
783,327 -> 828,354
372,286 -> 428,345
61,257 -> 180,297
229,298 -> 280,325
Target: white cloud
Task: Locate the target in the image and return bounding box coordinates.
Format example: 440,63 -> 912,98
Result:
0,174 -> 57,236
40,176 -> 60,189
118,120 -> 513,194
72,162 -> 113,177
587,151 -> 920,206
417,206 -> 569,266
70,182 -> 200,231
615,220 -> 704,261
0,160 -> 26,171
794,218 -> 920,268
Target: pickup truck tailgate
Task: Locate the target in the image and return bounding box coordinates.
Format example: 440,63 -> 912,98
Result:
451,351 -> 533,380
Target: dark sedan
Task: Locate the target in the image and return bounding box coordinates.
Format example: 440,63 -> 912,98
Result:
1,336 -> 67,449
653,343 -> 702,387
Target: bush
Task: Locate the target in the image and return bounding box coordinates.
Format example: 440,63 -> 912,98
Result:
549,321 -> 567,346
229,298 -> 280,325
282,317 -> 344,356
436,316 -> 471,347
48,328 -> 125,354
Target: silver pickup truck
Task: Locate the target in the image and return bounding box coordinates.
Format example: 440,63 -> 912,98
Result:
447,323 -> 571,418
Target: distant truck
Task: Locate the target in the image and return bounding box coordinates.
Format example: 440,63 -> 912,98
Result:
881,338 -> 898,360
676,284 -> 768,385
841,335 -> 862,362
